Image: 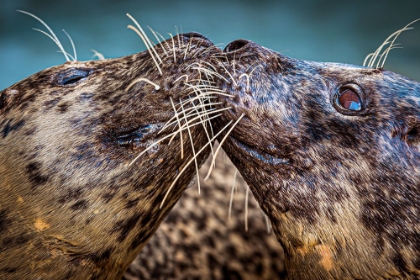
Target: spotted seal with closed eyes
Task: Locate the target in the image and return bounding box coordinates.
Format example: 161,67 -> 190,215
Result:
0,27 -> 224,279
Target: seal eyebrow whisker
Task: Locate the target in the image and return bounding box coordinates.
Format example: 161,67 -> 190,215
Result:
170,97 -> 184,159
168,33 -> 177,62
62,29 -> 77,61
204,113 -> 245,181
174,26 -> 181,48
377,45 -> 403,69
125,77 -> 161,92
91,49 -> 105,60
378,18 -> 420,68
179,98 -> 201,193
364,19 -> 420,68
159,119 -> 234,208
147,26 -> 168,56
184,41 -> 192,60
18,10 -> 70,62
127,25 -> 163,75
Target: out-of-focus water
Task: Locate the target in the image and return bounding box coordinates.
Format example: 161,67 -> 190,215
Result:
1,0 -> 419,90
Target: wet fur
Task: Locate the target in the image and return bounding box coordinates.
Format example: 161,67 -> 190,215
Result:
0,33 -> 219,279
214,40 -> 420,279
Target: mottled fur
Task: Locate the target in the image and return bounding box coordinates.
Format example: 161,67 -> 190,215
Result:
214,40 -> 420,279
0,33 -> 219,279
124,156 -> 286,280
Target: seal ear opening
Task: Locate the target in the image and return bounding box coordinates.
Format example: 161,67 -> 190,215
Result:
400,117 -> 420,147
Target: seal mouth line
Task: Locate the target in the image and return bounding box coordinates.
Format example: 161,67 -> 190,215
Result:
229,135 -> 290,166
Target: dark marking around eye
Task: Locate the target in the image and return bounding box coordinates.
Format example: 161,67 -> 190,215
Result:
57,69 -> 91,86
338,89 -> 361,111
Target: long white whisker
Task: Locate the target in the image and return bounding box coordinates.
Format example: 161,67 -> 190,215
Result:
228,168 -> 238,219
127,25 -> 163,75
19,10 -> 70,61
245,184 -> 250,231
170,97 -> 184,159
180,99 -> 201,194
204,114 -> 245,180
62,29 -> 77,61
125,77 -> 160,92
159,120 -> 234,208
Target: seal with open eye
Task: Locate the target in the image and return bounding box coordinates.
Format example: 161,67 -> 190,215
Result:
213,36 -> 420,279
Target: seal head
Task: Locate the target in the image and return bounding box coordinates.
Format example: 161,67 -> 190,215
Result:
0,33 -> 221,279
214,39 -> 420,279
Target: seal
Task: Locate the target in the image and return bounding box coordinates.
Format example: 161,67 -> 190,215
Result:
213,37 -> 420,279
0,28 -> 223,279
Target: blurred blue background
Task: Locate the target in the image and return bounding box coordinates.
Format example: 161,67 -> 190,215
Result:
1,0 -> 419,90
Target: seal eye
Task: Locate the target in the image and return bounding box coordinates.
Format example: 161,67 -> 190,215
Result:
117,125 -> 153,148
57,69 -> 91,86
337,88 -> 361,111
333,85 -> 365,115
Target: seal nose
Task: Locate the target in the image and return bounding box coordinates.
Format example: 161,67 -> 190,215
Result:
224,39 -> 251,52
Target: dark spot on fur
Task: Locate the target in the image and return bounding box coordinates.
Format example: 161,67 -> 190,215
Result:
71,200 -> 89,210
392,252 -> 407,272
88,247 -> 114,265
43,97 -> 61,110
0,93 -> 6,109
26,162 -> 49,187
0,209 -> 11,234
113,213 -> 142,242
125,198 -> 140,209
58,188 -> 84,204
2,119 -> 25,138
57,102 -> 71,113
1,267 -> 18,273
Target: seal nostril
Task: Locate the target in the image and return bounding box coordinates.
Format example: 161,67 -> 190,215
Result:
224,40 -> 249,52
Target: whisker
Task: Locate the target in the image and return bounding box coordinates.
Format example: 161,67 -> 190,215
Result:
180,99 -> 201,194
204,114 -> 245,180
19,10 -> 70,61
148,26 -> 168,56
91,49 -> 105,60
170,97 -> 184,159
127,24 -> 163,75
228,168 -> 238,219
62,29 -> 77,61
159,120 -> 234,208
245,184 -> 250,231
125,77 -> 160,92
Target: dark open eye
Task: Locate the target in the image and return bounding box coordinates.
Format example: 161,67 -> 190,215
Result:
333,85 -> 365,115
337,88 -> 361,111
57,69 -> 91,86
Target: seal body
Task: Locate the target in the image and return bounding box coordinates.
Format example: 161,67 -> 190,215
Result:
214,39 -> 420,279
0,33 -> 220,279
